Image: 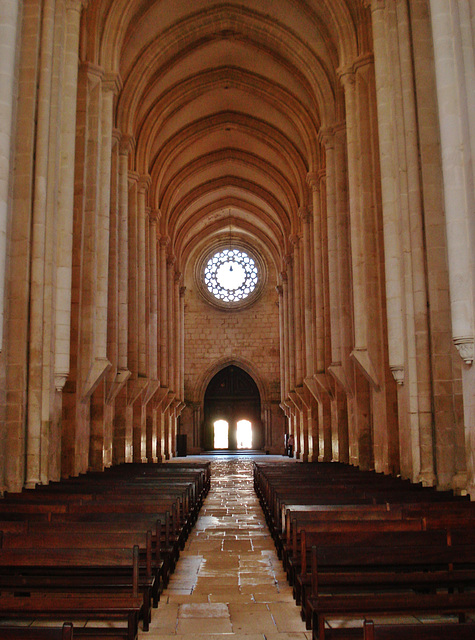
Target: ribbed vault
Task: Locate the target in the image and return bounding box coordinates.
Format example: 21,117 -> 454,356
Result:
81,0 -> 366,275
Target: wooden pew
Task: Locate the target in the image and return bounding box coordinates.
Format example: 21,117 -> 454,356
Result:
0,547 -> 143,640
1,528 -> 162,608
363,619 -> 475,640
0,596 -> 140,640
0,623 -> 73,640
307,543 -> 475,639
292,529 -> 448,610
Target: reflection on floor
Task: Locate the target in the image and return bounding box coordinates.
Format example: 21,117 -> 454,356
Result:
145,454 -> 471,639
145,454 -> 311,639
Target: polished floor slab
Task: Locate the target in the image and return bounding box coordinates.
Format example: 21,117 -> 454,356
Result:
143,455 -> 311,639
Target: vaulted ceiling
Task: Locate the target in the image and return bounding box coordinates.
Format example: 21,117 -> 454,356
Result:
82,0 -> 371,277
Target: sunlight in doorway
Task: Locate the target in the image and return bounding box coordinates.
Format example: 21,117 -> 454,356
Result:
237,419 -> 252,449
214,420 -> 229,449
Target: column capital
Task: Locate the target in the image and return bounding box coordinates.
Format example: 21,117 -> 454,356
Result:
138,174 -> 151,194
298,206 -> 312,223
367,0 -> 386,13
174,270 -> 183,284
160,235 -> 170,248
81,61 -> 104,87
102,71 -> 123,95
318,126 -> 335,149
119,133 -> 135,156
276,285 -> 283,296
337,65 -> 356,88
453,337 -> 474,365
289,233 -> 300,247
280,271 -> 288,284
167,253 -> 176,267
180,286 -> 187,297
390,366 -> 405,385
65,0 -> 89,13
149,209 -> 160,224
128,170 -> 140,186
306,171 -> 320,192
112,129 -> 121,148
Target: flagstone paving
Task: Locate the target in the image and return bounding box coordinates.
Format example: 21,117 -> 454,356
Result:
143,455 -> 311,639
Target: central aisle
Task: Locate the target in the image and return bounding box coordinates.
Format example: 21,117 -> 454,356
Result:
145,456 -> 310,639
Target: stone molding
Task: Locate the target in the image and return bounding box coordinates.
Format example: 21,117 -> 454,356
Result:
306,171 -> 320,192
453,337 -> 474,365
102,72 -> 123,95
119,134 -> 135,156
390,366 -> 405,385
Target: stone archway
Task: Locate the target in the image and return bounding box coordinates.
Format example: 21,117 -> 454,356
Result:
203,365 -> 263,451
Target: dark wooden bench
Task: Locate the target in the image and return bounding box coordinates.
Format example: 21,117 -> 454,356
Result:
307,543 -> 475,639
0,595 -> 140,640
363,619 -> 475,640
1,528 -> 163,608
0,623 -> 73,640
291,529 -> 448,609
0,545 -> 151,634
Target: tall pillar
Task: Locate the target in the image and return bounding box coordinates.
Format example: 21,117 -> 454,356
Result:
174,272 -> 182,398
291,235 -> 304,386
149,212 -> 159,384
180,285 -> 186,400
167,254 -> 176,394
159,237 -> 169,388
118,137 -> 132,372
285,254 -> 296,391
430,0 -> 474,365
339,65 -> 374,470
25,0 -> 57,487
192,403 -> 201,450
54,0 -> 87,391
0,0 -> 21,350
137,176 -> 151,377
276,284 -> 287,402
299,207 -> 315,379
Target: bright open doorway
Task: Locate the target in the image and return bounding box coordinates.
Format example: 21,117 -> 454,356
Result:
236,419 -> 252,449
213,420 -> 229,449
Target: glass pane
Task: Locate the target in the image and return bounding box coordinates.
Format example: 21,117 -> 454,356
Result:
214,420 -> 229,449
236,419 -> 252,449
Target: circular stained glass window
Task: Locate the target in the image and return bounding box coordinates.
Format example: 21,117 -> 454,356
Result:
204,249 -> 258,303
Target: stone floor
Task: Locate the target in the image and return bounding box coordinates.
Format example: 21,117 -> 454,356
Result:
144,454 -> 312,639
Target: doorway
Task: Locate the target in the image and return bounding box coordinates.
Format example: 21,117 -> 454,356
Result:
204,365 -> 262,450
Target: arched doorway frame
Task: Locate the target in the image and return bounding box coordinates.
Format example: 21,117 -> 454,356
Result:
192,357 -> 270,451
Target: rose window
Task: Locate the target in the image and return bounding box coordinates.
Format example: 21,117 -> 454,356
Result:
204,249 -> 258,302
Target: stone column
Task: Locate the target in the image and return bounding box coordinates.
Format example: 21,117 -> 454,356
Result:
54,0 -> 87,389
285,254 -> 296,391
276,284 -> 287,401
25,0 -> 57,487
339,69 -> 366,348
430,0 -> 474,364
167,254 -> 176,394
149,212 -> 159,383
95,73 -> 118,365
282,274 -> 291,399
307,172 -> 325,373
118,136 -> 132,372
0,0 -> 21,350
174,271 -> 182,397
290,235 -> 304,385
370,0 -> 405,385
192,403 -> 201,450
159,237 -> 169,388
180,285 -> 186,400
299,207 -> 315,378
137,176 -> 150,377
